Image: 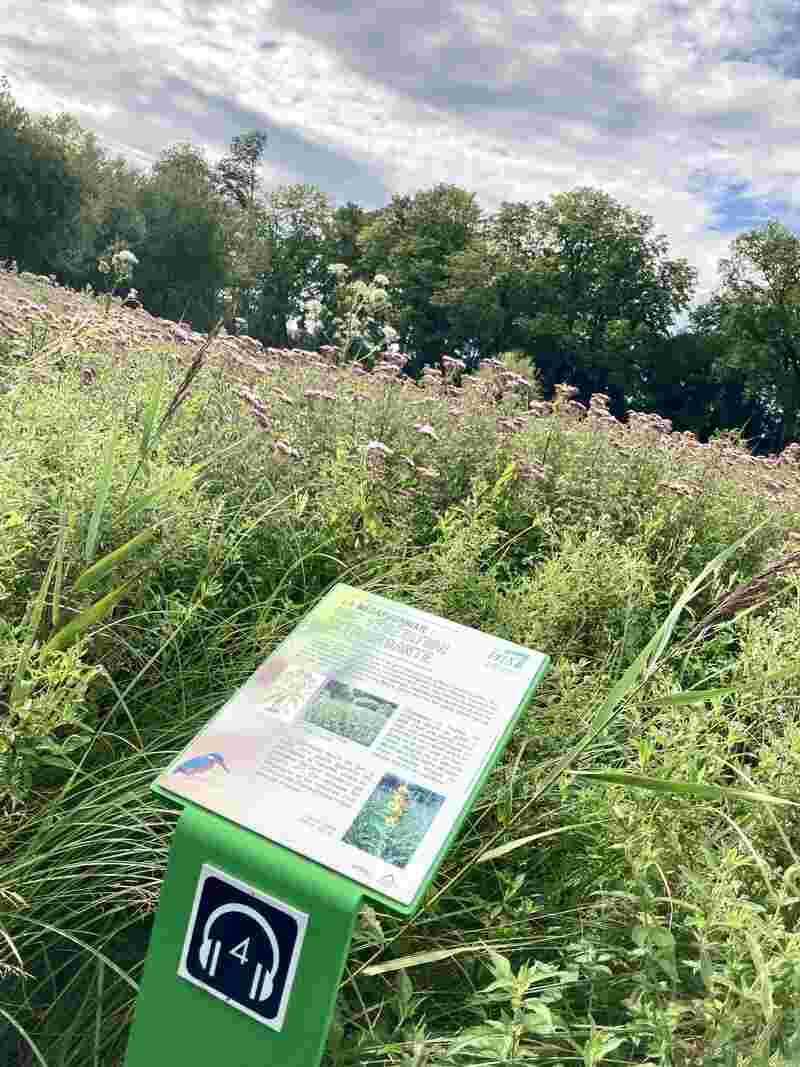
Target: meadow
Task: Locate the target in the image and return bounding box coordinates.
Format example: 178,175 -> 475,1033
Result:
3,260 -> 800,1066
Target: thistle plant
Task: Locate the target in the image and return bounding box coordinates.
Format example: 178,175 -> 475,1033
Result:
300,264 -> 400,366
96,244 -> 139,318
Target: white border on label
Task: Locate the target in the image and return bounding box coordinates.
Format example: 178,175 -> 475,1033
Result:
177,863 -> 309,1031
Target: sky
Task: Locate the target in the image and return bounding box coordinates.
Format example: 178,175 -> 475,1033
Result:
4,0 -> 800,336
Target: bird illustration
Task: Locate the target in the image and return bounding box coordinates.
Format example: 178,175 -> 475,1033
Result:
174,752 -> 230,776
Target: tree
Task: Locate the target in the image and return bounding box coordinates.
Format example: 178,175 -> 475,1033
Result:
0,74 -> 30,134
494,189 -> 696,409
352,183 -> 488,371
318,202 -> 383,282
428,201 -> 555,366
0,80 -> 83,274
689,221 -> 800,448
26,108 -> 148,288
429,189 -> 697,407
629,326 -> 776,447
243,183 -> 339,348
213,131 -> 268,211
131,142 -> 233,330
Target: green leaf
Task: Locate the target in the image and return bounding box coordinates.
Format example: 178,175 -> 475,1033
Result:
84,424 -> 117,561
574,770 -> 799,808
9,554 -> 57,711
363,945 -> 482,977
646,662 -> 800,706
42,578 -> 135,655
119,426 -> 264,522
140,356 -> 167,459
73,528 -> 160,591
478,821 -> 605,864
51,491 -> 70,630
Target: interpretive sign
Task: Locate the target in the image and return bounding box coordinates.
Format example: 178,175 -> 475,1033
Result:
154,582 -> 549,908
125,584 -> 548,1067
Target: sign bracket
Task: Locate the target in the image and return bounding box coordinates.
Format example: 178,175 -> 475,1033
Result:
124,801 -> 367,1067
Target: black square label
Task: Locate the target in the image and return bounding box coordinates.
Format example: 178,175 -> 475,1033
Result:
178,864 -> 308,1030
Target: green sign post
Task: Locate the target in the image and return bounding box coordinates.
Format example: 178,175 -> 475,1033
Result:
124,583 -> 549,1066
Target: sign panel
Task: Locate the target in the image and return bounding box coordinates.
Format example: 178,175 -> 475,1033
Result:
156,584 -> 548,906
178,864 -> 308,1030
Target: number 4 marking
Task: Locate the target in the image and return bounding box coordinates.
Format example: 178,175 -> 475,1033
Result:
230,937 -> 250,965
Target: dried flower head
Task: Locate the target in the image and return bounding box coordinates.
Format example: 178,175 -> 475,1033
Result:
414,422 -> 438,439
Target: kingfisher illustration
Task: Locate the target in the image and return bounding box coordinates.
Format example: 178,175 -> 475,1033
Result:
174,752 -> 230,776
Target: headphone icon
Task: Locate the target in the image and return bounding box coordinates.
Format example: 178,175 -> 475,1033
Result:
197,903 -> 281,1002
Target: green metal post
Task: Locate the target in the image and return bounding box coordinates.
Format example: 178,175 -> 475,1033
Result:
124,803 -> 363,1067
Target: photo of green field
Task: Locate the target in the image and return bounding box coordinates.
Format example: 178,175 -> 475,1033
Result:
342,773 -> 445,869
302,679 -> 396,746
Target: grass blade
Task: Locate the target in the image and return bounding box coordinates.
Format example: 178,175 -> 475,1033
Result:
42,578 -> 135,655
477,821 -> 606,864
84,424 -> 117,562
465,519 -> 772,874
73,528 -> 160,592
645,661 -> 800,707
139,356 -> 167,459
364,945 -> 488,977
10,916 -> 139,993
93,959 -> 105,1067
9,554 -> 57,710
574,770 -> 800,808
0,1007 -> 48,1067
51,483 -> 70,631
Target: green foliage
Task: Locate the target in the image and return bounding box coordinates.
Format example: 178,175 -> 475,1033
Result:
212,130 -> 268,210
7,76 -> 800,1065
0,92 -> 84,273
354,183 -> 487,369
690,220 -> 800,449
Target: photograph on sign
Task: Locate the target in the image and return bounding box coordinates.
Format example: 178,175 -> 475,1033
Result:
156,584 -> 547,905
178,864 -> 308,1031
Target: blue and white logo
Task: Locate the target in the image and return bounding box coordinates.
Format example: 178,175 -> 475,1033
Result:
178,864 -> 308,1030
487,648 -> 529,671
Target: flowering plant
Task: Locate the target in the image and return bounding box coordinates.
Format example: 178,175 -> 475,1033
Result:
96,245 -> 139,318
296,264 -> 400,366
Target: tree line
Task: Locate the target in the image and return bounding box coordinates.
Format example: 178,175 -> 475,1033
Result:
2,74 -> 799,452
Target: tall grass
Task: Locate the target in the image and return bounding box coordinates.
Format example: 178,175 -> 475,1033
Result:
3,264 -> 800,1064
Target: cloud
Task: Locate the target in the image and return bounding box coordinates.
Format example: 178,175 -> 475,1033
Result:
3,0 -> 800,334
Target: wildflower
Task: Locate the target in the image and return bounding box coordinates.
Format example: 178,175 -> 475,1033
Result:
441,355 -> 466,371
366,440 -> 393,478
660,480 -> 700,498
274,440 -> 301,459
373,273 -> 390,287
384,783 -> 410,827
304,389 -> 337,402
515,461 -> 547,483
381,348 -> 407,369
553,383 -> 579,400
112,249 -> 139,269
414,422 -> 438,439
366,441 -> 393,456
